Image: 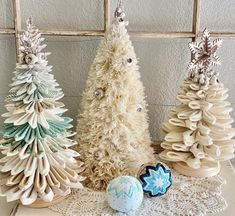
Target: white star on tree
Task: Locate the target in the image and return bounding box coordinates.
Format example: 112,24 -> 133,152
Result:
187,29 -> 223,85
188,28 -> 223,71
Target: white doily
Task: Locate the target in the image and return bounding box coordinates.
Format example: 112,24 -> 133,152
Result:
49,171 -> 227,216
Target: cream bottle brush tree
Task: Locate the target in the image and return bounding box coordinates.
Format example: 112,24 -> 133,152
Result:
160,29 -> 235,177
0,18 -> 84,205
76,5 -> 155,190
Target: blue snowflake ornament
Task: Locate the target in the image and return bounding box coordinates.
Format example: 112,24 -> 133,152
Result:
139,163 -> 172,197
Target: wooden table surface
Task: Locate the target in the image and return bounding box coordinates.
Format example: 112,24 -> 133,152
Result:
1,160 -> 234,216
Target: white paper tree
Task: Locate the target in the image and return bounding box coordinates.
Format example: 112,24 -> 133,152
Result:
76,6 -> 155,190
160,29 -> 235,177
0,18 -> 84,205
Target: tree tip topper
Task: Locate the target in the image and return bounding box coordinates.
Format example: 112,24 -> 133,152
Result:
187,28 -> 223,86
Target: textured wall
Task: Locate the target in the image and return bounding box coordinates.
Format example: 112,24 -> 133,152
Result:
0,0 -> 235,140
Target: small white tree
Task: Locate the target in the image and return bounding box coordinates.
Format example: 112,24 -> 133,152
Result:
160,29 -> 235,177
76,7 -> 154,190
0,19 -> 84,205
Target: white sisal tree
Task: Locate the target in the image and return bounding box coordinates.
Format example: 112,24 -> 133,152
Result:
76,6 -> 155,190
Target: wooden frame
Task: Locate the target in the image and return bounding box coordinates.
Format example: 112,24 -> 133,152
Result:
0,0 -> 234,57
0,0 -> 234,153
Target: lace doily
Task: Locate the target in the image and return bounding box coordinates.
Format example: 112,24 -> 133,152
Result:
49,171 -> 227,216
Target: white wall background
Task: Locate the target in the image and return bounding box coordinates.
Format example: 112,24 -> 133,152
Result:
0,0 -> 235,140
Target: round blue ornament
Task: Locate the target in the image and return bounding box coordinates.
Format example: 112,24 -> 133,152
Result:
139,163 -> 172,197
106,176 -> 143,213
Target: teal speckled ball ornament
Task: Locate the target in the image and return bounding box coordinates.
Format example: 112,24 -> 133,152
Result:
106,176 -> 143,213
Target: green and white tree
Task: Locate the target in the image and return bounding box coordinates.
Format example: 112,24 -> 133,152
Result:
76,6 -> 155,190
0,18 -> 84,205
160,29 -> 235,177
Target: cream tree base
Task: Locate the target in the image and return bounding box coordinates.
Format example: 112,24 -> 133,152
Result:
173,162 -> 221,177
24,195 -> 66,208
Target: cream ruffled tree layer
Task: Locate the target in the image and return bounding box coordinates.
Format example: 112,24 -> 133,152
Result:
76,6 -> 154,190
160,29 -> 235,177
0,19 -> 84,205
